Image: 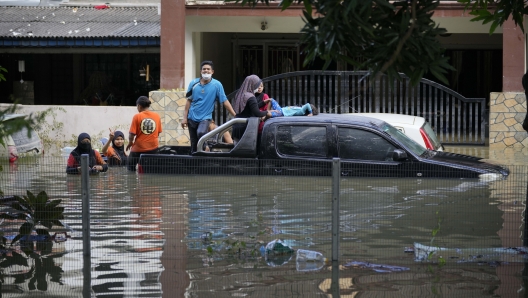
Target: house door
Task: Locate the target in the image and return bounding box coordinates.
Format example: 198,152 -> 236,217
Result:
233,42 -> 299,89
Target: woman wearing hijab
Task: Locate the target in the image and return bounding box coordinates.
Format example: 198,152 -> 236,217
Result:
66,132 -> 108,174
101,128 -> 128,166
231,75 -> 271,140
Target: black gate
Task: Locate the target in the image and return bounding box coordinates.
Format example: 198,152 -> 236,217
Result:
219,71 -> 487,145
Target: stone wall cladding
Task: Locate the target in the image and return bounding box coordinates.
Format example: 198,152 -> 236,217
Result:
149,91 -> 190,146
490,92 -> 528,148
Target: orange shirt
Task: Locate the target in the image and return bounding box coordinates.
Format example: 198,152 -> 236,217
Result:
105,146 -> 127,165
129,110 -> 162,152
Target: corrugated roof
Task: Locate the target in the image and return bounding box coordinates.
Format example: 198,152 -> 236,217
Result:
0,6 -> 160,38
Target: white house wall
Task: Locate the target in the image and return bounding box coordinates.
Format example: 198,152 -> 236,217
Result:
185,15 -> 304,87
433,17 -> 501,34
0,104 -> 138,155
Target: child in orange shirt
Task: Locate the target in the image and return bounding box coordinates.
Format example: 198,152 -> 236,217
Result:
102,129 -> 128,166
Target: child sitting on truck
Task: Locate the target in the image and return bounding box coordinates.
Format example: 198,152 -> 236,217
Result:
254,82 -> 318,117
266,99 -> 318,117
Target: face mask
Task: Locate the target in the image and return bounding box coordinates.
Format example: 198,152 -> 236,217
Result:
253,88 -> 259,93
202,73 -> 212,80
80,142 -> 91,151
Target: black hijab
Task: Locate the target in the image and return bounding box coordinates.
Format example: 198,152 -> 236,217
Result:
109,130 -> 127,166
71,132 -> 97,167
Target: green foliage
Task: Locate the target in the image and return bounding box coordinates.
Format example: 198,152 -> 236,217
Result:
225,0 -> 454,86
0,105 -> 50,149
426,211 -> 445,268
0,191 -> 65,292
458,0 -> 528,34
0,191 -> 64,253
0,65 -> 6,82
429,211 -> 442,246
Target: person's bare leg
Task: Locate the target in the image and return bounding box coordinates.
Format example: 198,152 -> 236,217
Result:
223,131 -> 233,144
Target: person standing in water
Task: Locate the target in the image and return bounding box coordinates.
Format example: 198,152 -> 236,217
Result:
66,132 -> 108,174
102,128 -> 128,166
126,96 -> 162,171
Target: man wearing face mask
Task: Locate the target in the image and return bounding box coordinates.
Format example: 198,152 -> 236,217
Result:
66,132 -> 108,174
181,60 -> 236,153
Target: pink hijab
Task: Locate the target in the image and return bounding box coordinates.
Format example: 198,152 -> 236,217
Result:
232,75 -> 262,114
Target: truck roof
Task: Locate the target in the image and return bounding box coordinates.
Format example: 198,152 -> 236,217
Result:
263,113 -> 386,127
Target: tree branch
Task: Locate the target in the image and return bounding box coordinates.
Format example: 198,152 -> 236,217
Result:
377,0 -> 417,78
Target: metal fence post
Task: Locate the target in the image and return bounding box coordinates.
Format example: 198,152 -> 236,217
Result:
81,154 -> 91,256
524,181 -> 528,246
332,158 -> 340,262
81,155 -> 92,297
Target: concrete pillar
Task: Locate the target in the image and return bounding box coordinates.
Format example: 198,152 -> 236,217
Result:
502,18 -> 525,92
160,0 -> 185,89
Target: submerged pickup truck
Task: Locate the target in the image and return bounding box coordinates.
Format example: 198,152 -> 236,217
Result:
137,114 -> 509,178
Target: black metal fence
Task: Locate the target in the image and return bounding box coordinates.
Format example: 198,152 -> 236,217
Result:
222,71 -> 487,145
0,157 -> 526,297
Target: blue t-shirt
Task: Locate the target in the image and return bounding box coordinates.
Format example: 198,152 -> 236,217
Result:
282,103 -> 312,116
186,78 -> 228,122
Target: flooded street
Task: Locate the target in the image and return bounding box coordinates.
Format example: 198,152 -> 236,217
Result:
0,145 -> 527,297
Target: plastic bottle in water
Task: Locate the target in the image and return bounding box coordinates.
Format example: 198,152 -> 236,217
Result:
296,249 -> 327,272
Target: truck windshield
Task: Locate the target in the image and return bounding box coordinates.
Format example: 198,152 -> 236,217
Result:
380,123 -> 427,156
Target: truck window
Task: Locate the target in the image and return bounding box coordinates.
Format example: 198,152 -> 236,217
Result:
276,126 -> 327,157
338,127 -> 396,161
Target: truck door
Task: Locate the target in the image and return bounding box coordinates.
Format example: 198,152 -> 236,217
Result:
260,124 -> 333,176
337,126 -> 411,177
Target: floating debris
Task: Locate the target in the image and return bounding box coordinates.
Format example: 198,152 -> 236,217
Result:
413,242 -> 528,263
200,231 -> 212,242
94,4 -> 110,10
296,249 -> 327,272
345,261 -> 410,273
73,8 -> 78,13
265,239 -> 294,256
262,239 -> 295,267
86,28 -> 90,32
60,21 -> 65,24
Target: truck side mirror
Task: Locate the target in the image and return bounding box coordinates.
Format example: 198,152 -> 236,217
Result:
392,149 -> 407,161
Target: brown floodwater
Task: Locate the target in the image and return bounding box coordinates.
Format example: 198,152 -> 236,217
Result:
0,148 -> 527,297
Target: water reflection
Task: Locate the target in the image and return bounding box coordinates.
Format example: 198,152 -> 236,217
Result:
0,156 -> 527,297
0,163 -> 166,297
